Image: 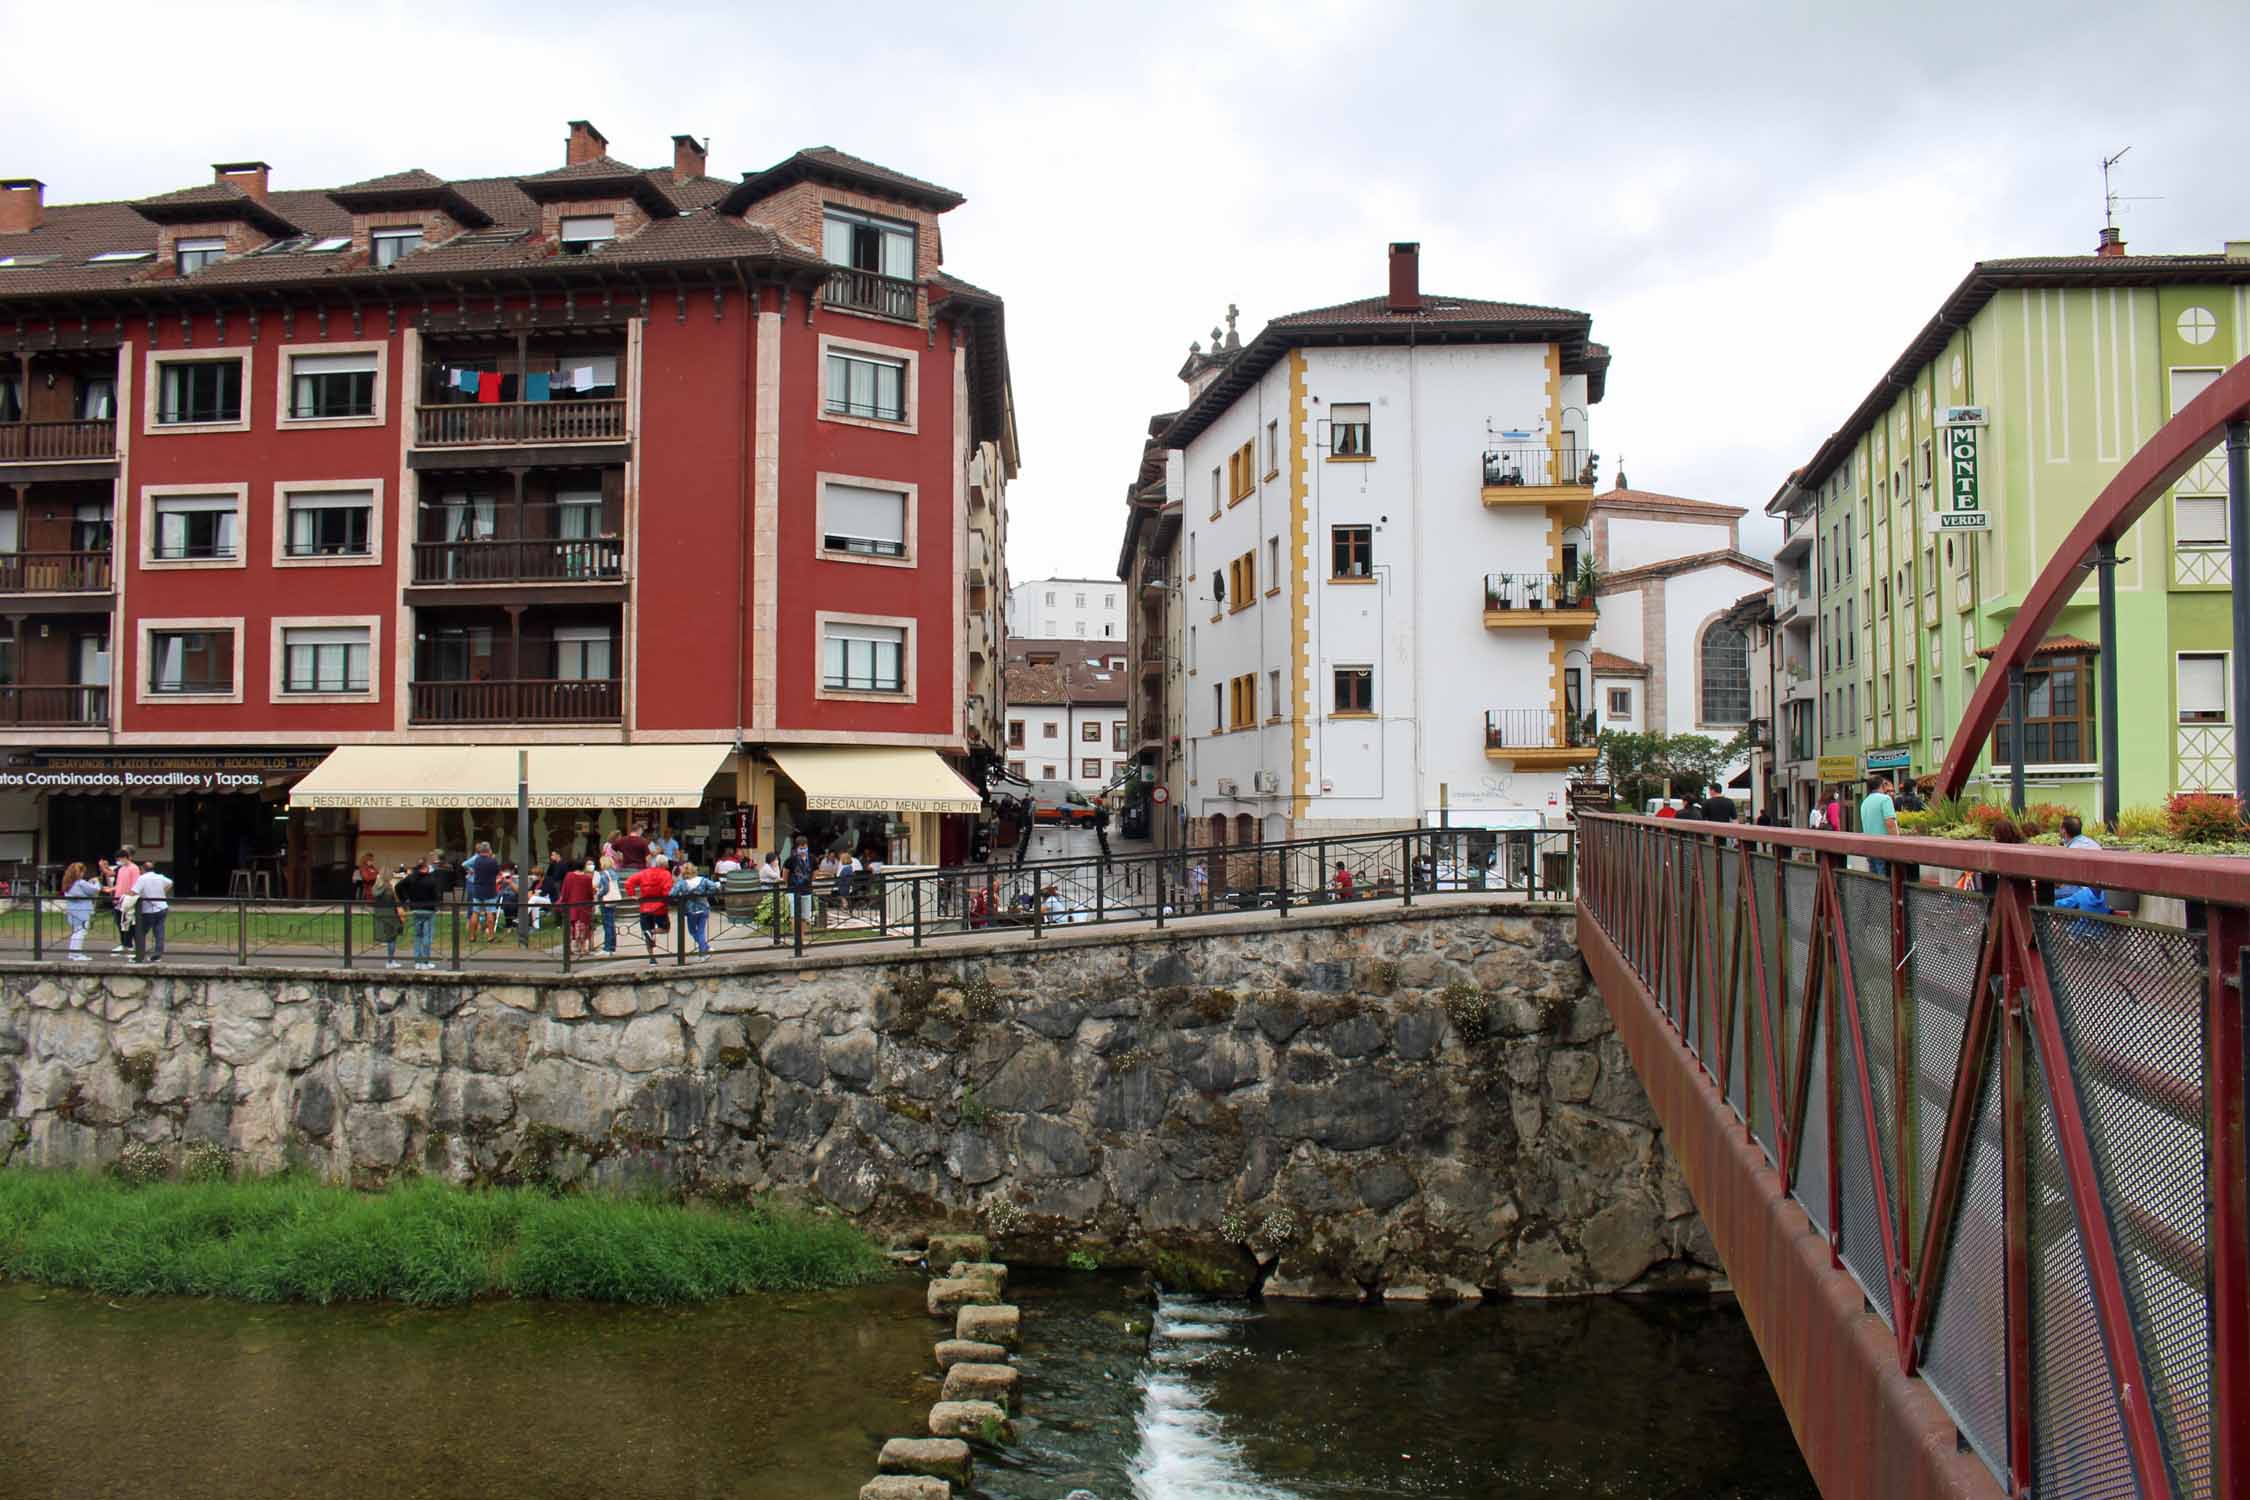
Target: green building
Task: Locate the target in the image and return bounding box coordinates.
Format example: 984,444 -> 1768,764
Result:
1777,233 -> 2250,817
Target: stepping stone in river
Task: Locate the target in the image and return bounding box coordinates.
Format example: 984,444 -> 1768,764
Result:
928,1399 -> 1013,1444
859,1476 -> 949,1500
933,1338 -> 1009,1371
941,1362 -> 1020,1405
927,1277 -> 1003,1317
955,1302 -> 1020,1348
944,1260 -> 1008,1291
879,1436 -> 973,1486
925,1233 -> 989,1265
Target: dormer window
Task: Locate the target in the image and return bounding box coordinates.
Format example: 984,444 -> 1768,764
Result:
559,215 -> 615,255
176,237 -> 226,276
371,226 -> 423,267
822,206 -> 915,280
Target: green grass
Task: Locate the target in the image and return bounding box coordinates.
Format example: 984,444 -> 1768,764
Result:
0,1170 -> 886,1306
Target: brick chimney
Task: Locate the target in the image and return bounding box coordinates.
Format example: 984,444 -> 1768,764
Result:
566,120 -> 609,167
672,134 -> 708,184
0,179 -> 43,234
213,161 -> 270,203
1387,241 -> 1422,314
2096,225 -> 2126,258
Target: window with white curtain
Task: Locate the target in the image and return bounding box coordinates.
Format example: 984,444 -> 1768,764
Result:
821,482 -> 908,557
283,626 -> 370,693
2180,653 -> 2229,724
558,215 -> 615,255
149,629 -> 232,693
289,350 -> 377,419
153,495 -> 237,559
0,510 -> 15,554
553,627 -> 613,682
371,226 -> 423,267
823,622 -> 906,692
824,351 -> 907,422
76,376 -> 115,421
285,490 -> 373,556
822,206 -> 915,279
2177,495 -> 2228,547
175,237 -> 226,276
556,490 -> 603,539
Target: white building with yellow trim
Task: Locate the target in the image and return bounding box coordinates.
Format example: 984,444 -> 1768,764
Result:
1162,244 -> 1610,841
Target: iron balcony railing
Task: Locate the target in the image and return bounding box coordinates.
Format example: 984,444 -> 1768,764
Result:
824,267 -> 919,320
413,400 -> 627,447
1484,707 -> 1595,752
0,684 -> 107,725
1576,813 -> 2250,1498
0,418 -> 117,463
1481,444 -> 1595,489
0,550 -> 112,593
408,678 -> 621,725
1482,570 -> 1593,613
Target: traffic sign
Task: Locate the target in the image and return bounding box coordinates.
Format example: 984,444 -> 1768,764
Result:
1151,785 -> 1169,805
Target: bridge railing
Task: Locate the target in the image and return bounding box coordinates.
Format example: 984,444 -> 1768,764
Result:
0,825 -> 1576,973
1576,813 -> 2249,1500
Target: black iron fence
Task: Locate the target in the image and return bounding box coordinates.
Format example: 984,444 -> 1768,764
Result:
0,826 -> 1576,974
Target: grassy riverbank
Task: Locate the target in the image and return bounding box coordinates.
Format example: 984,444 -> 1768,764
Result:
0,1170 -> 886,1306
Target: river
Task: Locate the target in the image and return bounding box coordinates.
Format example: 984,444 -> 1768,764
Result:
1,1275 -> 1814,1498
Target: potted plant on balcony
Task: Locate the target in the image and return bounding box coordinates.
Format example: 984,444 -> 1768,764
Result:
1575,555 -> 1603,604
1485,578 -> 1508,611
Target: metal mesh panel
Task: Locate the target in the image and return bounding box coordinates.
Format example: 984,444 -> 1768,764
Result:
1749,853 -> 1784,1164
1832,977 -> 1895,1327
1794,991 -> 1831,1238
1919,1029 -> 2009,1489
1837,871 -> 1903,1268
1905,883 -> 1988,1243
1721,852 -> 1747,1122
2035,908 -> 2212,1498
2029,1042 -> 2138,1500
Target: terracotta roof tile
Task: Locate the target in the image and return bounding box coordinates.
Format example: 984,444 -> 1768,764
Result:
1269,293 -> 1586,328
723,146 -> 965,215
1591,485 -> 1749,521
1976,635 -> 2099,660
1591,649 -> 1648,676
1597,548 -> 1774,590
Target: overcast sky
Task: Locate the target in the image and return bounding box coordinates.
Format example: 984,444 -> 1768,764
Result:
9,0 -> 2245,580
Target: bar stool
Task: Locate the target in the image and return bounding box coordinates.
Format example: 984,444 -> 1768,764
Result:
227,869 -> 256,898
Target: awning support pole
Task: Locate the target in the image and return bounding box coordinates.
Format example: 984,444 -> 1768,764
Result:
516,749 -> 531,949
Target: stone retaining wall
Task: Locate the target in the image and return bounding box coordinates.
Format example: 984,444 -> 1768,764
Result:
0,901 -> 1718,1299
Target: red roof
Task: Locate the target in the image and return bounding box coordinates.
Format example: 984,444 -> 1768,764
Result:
1591,485 -> 1748,521
1591,650 -> 1648,676
1976,635 -> 2099,660
1598,548 -> 1774,590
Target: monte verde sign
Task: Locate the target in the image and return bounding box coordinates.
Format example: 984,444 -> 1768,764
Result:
1937,406 -> 1991,531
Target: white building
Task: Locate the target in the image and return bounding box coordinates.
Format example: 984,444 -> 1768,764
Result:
1584,484 -> 1774,794
1005,578 -> 1127,642
1002,639 -> 1131,793
1166,243 -> 1612,840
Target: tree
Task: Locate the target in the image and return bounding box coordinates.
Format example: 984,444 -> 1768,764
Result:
1597,729 -> 1750,809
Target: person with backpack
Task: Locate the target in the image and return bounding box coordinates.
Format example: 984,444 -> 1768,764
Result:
370,865 -> 406,969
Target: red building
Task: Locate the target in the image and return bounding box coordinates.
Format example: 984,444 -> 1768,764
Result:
0,122 -> 1015,895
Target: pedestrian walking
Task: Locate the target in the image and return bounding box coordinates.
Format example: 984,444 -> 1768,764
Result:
786,839 -> 815,926
561,859 -> 598,959
595,854 -> 623,955
128,861 -> 174,963
61,862 -> 99,961
625,854 -> 676,965
1859,777 -> 1900,875
1331,861 -> 1354,901
369,865 -> 406,968
614,823 -> 651,873
1824,790 -> 1846,832
107,845 -> 140,954
1702,790 -> 1738,824
462,842 -> 501,939
675,862 -> 715,957
401,859 -> 442,970
1188,857 -> 1208,911
1093,796 -> 1113,864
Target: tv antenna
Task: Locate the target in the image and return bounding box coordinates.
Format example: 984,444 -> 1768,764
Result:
2101,147 -> 2162,230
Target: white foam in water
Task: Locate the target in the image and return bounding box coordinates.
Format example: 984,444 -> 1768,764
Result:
1129,1297 -> 1299,1500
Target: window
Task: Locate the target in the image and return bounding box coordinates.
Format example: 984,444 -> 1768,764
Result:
289,351 -> 376,419
2178,495 -> 2228,547
149,629 -> 232,694
1994,651 -> 2095,763
1607,686 -> 1632,720
1075,621 -> 1087,636
1227,552 -> 1254,611
1075,593 -> 1087,608
1104,593 -> 1115,608
71,503 -> 111,554
1108,656 -> 1124,670
1081,757 -> 1102,780
1879,577 -> 1890,614
1113,720 -> 1127,750
558,215 -> 615,255
1267,669 -> 1281,719
1044,591 -> 1055,606
1849,682 -> 1858,724
1333,665 -> 1373,714
153,495 -> 237,560
1264,419 -> 1279,475
825,351 -> 906,422
1007,760 -> 1025,779
281,626 -> 370,694
1209,466 -> 1222,518
1265,536 -> 1280,589
1700,620 -> 1750,725
822,206 -> 915,280
284,490 -> 373,557
76,376 -> 115,421
157,359 -> 242,425
1041,764 -> 1057,780
1228,673 -> 1256,729
1042,722 -> 1058,739
1007,720 -> 1025,748
371,226 -> 423,267
1082,719 -> 1102,742
1228,441 -> 1256,501
1331,524 -> 1372,579
1187,625 -> 1196,670
554,627 -> 614,681
821,481 -> 908,558
1843,513 -> 1854,576
822,622 -> 905,692
1213,682 -> 1224,732
1916,439 -> 1933,488
2179,653 -> 2228,724
175,237 -> 226,276
1330,402 -> 1370,457
1102,623 -> 1115,638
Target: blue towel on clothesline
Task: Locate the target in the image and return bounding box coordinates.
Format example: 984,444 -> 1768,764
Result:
525,372 -> 551,402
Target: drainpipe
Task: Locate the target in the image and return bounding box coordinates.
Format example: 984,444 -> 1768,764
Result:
2095,539 -> 2120,830
2230,420 -> 2250,805
2007,665 -> 2027,814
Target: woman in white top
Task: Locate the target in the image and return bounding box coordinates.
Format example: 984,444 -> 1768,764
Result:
757,852 -> 782,886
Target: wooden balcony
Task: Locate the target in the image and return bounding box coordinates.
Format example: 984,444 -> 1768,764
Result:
409,678 -> 620,725
411,537 -> 624,586
0,551 -> 112,595
0,684 -> 109,727
0,419 -> 117,464
823,267 -> 919,321
1479,444 -> 1595,523
413,400 -> 626,449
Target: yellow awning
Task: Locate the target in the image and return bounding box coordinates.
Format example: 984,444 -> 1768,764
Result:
288,744 -> 733,810
768,746 -> 982,815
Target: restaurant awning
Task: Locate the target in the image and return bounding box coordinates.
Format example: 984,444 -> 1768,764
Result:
768,746 -> 983,815
288,744 -> 733,810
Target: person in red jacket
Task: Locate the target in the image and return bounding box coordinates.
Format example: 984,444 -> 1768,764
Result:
624,854 -> 675,965
559,858 -> 598,959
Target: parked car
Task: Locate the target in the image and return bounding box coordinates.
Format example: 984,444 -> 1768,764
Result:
1029,780 -> 1096,825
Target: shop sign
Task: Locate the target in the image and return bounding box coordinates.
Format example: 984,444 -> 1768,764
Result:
1815,754 -> 1860,781
0,752 -> 325,795
1937,415 -> 1990,531
1865,747 -> 1912,771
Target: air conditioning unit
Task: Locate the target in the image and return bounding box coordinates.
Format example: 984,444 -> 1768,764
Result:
1215,777 -> 1238,796
1253,769 -> 1281,794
